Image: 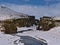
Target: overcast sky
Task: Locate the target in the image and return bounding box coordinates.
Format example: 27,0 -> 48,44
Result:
0,0 -> 60,19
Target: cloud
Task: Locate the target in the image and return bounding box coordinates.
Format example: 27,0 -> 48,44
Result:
3,3 -> 60,19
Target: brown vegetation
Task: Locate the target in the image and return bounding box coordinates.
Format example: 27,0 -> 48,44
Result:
37,16 -> 55,31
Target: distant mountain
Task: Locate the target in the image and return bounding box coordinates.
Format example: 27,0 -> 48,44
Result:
0,5 -> 29,20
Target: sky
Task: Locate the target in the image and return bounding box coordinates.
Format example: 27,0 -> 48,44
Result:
0,0 -> 60,19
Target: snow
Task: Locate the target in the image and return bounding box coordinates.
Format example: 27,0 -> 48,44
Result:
0,14 -> 28,20
0,6 -> 29,20
0,25 -> 60,45
16,26 -> 60,45
17,25 -> 37,32
53,16 -> 60,20
0,34 -> 21,45
0,5 -> 60,45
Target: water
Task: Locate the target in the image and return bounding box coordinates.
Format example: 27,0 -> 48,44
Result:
19,36 -> 47,45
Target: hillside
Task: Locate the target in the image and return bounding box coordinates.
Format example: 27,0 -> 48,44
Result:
0,5 -> 29,20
